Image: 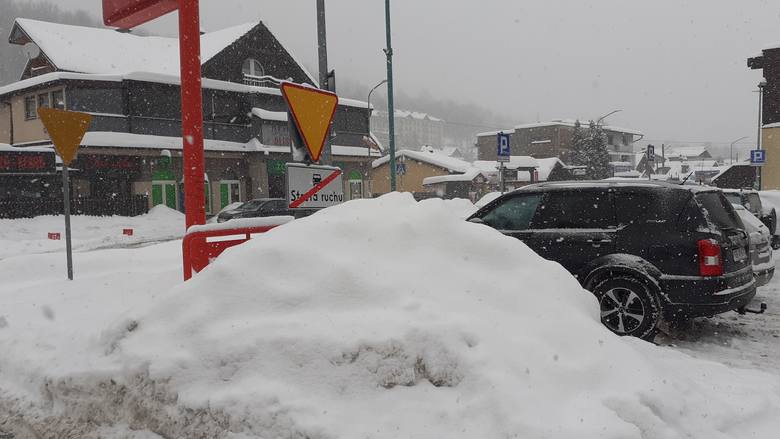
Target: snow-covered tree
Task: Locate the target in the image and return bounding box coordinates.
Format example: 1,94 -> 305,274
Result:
585,121 -> 611,179
569,120 -> 587,166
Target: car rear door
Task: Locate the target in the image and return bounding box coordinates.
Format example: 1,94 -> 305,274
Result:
528,189 -> 618,277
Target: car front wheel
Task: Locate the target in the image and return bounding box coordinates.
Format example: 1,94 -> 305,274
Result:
593,276 -> 661,341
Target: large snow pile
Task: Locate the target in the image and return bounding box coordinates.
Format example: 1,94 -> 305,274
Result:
0,205 -> 184,259
2,194 -> 780,438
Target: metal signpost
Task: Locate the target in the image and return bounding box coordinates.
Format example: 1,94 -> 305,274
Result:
497,132 -> 510,193
646,144 -> 655,180
37,108 -> 92,280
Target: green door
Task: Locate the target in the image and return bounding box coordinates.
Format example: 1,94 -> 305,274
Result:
220,183 -> 229,209
165,184 -> 176,209
152,184 -> 163,206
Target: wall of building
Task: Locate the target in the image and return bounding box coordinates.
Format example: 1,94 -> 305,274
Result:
371,159 -> 449,194
762,127 -> 780,189
5,85 -> 66,144
0,103 -> 10,144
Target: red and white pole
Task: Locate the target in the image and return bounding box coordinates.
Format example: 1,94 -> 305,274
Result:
178,0 -> 205,229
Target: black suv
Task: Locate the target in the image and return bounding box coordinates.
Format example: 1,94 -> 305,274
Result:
468,181 -> 756,339
217,198 -> 316,223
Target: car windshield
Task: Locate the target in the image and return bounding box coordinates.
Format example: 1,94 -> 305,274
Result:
237,200 -> 265,210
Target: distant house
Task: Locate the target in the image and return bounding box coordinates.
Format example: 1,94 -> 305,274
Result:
371,149 -> 472,196
475,119 -> 643,168
371,109 -> 446,151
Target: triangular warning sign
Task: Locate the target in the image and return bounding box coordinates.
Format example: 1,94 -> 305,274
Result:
281,82 -> 338,162
38,108 -> 92,165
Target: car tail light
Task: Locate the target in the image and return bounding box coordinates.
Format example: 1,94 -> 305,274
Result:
698,239 -> 723,277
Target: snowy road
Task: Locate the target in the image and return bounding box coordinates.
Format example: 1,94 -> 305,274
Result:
657,261 -> 780,374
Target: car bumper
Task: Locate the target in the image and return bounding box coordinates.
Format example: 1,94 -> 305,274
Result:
754,265 -> 775,287
659,267 -> 757,319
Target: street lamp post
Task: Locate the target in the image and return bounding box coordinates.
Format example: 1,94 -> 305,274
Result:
384,0 -> 397,191
729,136 -> 748,165
596,109 -> 622,126
365,79 -> 387,198
757,81 -> 766,189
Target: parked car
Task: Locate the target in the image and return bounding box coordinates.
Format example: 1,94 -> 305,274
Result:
722,188 -> 777,236
217,198 -> 316,222
468,181 -> 756,340
732,203 -> 775,287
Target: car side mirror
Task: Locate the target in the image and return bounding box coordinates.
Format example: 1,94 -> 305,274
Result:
468,217 -> 485,225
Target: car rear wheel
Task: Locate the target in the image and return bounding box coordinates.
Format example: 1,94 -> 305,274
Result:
593,276 -> 661,341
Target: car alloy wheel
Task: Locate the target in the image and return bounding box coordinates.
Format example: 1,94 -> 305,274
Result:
599,287 -> 646,335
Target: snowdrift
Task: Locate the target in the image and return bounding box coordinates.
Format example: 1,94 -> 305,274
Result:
107,193 -> 780,438
2,194 -> 780,438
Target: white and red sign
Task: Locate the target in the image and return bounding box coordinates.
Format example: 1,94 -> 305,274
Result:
286,163 -> 344,209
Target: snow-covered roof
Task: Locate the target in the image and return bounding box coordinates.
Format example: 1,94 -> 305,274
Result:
535,157 -> 564,181
473,156 -> 538,170
764,122 -> 780,129
476,129 -> 514,137
0,143 -> 54,153
422,169 -> 488,185
251,108 -> 287,122
514,119 -> 644,136
0,71 -> 369,108
371,149 -> 471,172
11,19 -> 259,77
665,146 -> 710,159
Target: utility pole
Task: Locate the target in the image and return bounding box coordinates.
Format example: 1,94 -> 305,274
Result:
316,0 -> 332,164
384,0 -> 397,191
757,82 -> 765,190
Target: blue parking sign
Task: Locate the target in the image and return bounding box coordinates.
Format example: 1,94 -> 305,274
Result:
497,132 -> 510,162
750,149 -> 766,166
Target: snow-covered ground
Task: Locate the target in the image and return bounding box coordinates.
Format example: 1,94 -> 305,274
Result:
0,205 -> 184,261
1,195 -> 780,438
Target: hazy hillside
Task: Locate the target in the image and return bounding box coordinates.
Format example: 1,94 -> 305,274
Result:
0,0 -> 99,86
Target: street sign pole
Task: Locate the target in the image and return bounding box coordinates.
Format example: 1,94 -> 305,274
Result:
178,0 -> 205,229
62,165 -> 73,280
499,161 -> 505,194
38,107 -> 91,281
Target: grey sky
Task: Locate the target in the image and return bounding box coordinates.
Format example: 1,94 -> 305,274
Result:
14,0 -> 780,151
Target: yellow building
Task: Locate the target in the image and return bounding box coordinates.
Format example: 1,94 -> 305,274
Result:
762,124 -> 780,189
371,149 -> 472,195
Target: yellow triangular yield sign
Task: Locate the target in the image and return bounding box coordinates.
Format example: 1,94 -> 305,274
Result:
281,82 -> 338,162
38,108 -> 92,165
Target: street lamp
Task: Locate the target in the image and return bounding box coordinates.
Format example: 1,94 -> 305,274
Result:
367,79 -> 388,128
596,109 -> 622,126
729,136 -> 748,165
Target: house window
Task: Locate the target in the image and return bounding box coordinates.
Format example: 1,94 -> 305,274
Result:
242,58 -> 265,86
52,90 -> 65,110
38,93 -> 50,109
24,95 -> 37,119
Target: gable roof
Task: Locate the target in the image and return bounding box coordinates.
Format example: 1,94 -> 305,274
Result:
9,19 -> 275,77
371,149 -> 471,172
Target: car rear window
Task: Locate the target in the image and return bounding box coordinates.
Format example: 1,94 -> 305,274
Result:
695,192 -> 742,231
746,193 -> 762,212
722,192 -> 741,206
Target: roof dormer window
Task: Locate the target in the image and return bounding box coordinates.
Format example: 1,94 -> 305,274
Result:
242,58 -> 265,86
